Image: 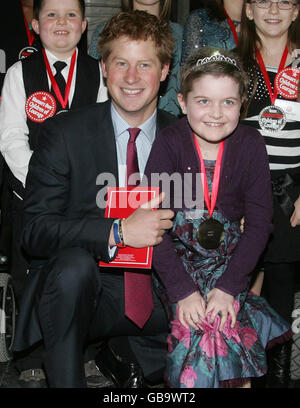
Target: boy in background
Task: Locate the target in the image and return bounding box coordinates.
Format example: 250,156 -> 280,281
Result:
0,0 -> 107,387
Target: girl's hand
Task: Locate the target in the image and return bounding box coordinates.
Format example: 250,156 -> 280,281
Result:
206,288 -> 236,332
290,196 -> 300,227
177,291 -> 206,330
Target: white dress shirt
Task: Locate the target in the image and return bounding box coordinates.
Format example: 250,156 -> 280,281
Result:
108,103 -> 157,257
0,48 -> 108,187
110,103 -> 157,187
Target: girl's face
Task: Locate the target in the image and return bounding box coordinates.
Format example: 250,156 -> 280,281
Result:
246,1 -> 299,41
178,74 -> 241,146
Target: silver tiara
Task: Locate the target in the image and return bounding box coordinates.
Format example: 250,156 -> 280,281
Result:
196,51 -> 239,69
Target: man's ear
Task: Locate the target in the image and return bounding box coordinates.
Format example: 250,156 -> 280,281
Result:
101,59 -> 107,78
177,93 -> 187,115
31,19 -> 40,35
160,63 -> 170,82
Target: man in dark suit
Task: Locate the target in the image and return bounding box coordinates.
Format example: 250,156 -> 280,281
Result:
13,10 -> 176,388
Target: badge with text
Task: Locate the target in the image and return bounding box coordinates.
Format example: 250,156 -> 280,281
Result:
18,46 -> 38,60
259,105 -> 286,132
25,91 -> 56,122
275,67 -> 300,99
99,187 -> 159,269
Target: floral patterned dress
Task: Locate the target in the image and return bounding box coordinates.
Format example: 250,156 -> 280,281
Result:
166,160 -> 292,388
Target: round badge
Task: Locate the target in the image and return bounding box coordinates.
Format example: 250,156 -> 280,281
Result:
259,105 -> 286,133
19,46 -> 38,60
275,67 -> 300,99
25,91 -> 57,122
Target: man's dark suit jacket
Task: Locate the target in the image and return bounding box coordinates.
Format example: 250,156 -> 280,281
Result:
13,100 -> 176,352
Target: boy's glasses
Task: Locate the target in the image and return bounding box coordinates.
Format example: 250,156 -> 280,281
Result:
251,0 -> 297,9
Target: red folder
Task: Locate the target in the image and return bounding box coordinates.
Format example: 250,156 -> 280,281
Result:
99,187 -> 159,269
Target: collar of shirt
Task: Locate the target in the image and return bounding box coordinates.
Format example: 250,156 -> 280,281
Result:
110,103 -> 157,186
110,102 -> 157,145
44,47 -> 78,103
45,48 -> 75,75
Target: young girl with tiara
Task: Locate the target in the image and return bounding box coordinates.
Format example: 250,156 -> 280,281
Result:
144,47 -> 292,388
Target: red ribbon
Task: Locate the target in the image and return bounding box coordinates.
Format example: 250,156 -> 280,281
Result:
21,6 -> 35,46
255,45 -> 288,105
193,134 -> 225,217
42,48 -> 76,109
224,8 -> 239,47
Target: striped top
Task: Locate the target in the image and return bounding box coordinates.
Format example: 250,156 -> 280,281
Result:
242,64 -> 300,172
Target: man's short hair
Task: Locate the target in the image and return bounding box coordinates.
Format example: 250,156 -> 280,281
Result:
98,10 -> 174,67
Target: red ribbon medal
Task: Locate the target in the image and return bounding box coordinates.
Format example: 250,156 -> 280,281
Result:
256,46 -> 288,132
224,8 -> 239,47
42,48 -> 76,110
193,134 -> 225,249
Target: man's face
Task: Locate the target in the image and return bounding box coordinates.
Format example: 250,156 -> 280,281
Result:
101,37 -> 169,126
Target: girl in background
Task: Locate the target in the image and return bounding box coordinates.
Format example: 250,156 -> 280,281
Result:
237,0 -> 300,388
181,0 -> 243,64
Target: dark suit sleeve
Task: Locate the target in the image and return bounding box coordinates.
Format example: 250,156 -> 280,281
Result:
22,118 -> 114,262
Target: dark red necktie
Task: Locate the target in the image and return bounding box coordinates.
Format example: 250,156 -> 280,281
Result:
126,127 -> 140,186
124,128 -> 153,328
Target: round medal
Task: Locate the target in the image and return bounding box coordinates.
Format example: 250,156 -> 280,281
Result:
25,91 -> 57,123
19,46 -> 38,60
275,67 -> 300,99
196,218 -> 224,250
259,105 -> 286,132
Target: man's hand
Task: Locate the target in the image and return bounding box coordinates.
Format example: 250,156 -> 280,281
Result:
206,288 -> 236,332
121,192 -> 174,248
177,291 -> 206,330
290,196 -> 300,227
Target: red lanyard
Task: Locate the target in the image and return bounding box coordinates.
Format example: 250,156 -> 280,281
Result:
224,8 -> 239,47
193,134 -> 225,217
255,46 -> 288,104
42,48 -> 76,109
21,6 -> 35,46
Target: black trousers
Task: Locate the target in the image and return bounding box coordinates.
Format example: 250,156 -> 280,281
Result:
263,262 -> 298,323
37,247 -> 169,388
